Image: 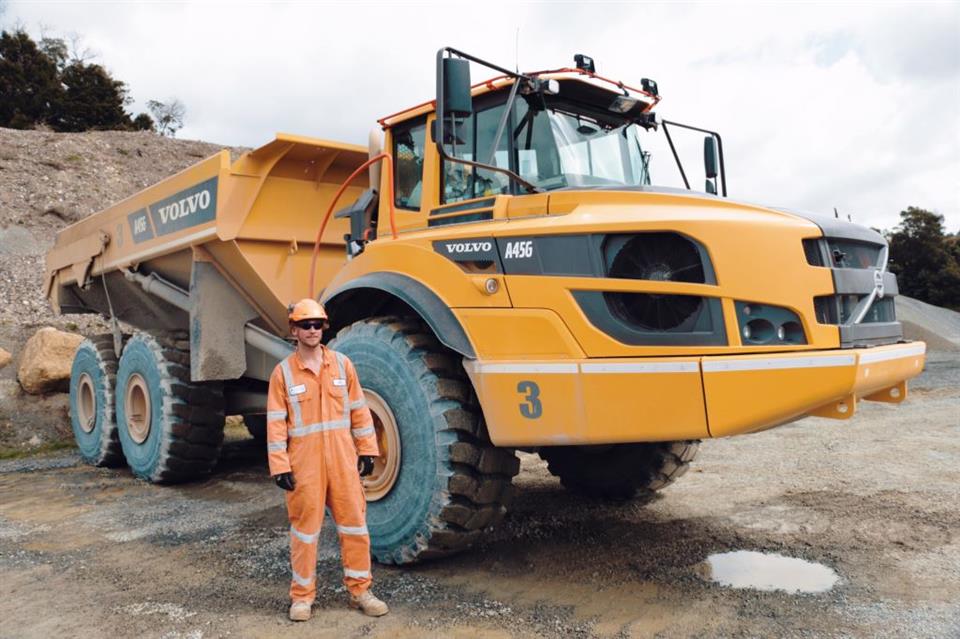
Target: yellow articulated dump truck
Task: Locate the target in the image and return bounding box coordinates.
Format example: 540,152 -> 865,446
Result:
45,48 -> 925,564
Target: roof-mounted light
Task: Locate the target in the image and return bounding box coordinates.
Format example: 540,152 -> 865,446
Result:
530,78 -> 559,95
574,54 -> 595,73
608,95 -> 639,114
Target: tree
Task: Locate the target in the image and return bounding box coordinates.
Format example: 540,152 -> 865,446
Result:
38,35 -> 68,71
147,98 -> 185,137
0,29 -> 64,128
51,61 -> 132,132
887,207 -> 960,310
131,112 -> 155,131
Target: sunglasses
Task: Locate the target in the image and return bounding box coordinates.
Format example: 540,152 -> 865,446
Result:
295,320 -> 326,330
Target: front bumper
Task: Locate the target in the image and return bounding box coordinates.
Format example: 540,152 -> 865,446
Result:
465,341 -> 926,446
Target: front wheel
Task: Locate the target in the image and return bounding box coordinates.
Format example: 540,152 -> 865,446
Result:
329,317 -> 519,564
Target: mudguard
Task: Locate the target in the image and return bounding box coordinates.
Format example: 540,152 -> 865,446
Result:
322,271 -> 476,358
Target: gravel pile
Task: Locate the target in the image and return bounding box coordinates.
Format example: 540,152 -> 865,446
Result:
0,127 -> 244,333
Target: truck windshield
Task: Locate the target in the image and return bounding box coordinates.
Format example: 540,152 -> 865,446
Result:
441,91 -> 654,203
514,104 -> 650,190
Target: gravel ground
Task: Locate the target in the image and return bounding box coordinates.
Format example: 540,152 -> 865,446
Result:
0,353 -> 957,638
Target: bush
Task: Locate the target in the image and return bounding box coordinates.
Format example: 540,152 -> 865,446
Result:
887,207 -> 960,311
0,30 -> 63,128
0,28 -> 176,135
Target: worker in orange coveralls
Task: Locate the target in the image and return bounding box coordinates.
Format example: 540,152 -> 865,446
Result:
266,298 -> 388,621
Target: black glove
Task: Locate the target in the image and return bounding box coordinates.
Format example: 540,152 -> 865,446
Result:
274,472 -> 295,491
358,456 -> 375,477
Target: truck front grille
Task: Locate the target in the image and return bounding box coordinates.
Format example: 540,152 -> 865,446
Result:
815,294 -> 896,325
803,237 -> 883,269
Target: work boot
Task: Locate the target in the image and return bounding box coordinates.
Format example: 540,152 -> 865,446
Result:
289,601 -> 312,622
349,590 -> 389,617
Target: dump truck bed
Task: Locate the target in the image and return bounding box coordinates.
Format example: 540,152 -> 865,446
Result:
45,133 -> 369,338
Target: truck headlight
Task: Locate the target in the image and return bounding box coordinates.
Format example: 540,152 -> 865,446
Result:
735,302 -> 807,345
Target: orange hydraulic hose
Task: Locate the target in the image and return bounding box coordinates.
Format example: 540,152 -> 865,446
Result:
309,153 -> 396,299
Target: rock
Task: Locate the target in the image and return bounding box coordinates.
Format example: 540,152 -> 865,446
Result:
0,347 -> 11,370
17,327 -> 84,394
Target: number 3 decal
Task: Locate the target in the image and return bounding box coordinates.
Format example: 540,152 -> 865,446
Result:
517,381 -> 542,419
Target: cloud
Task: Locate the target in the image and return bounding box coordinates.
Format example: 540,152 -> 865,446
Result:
4,1 -> 958,231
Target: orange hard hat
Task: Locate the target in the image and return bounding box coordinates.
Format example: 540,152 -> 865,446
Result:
288,298 -> 328,323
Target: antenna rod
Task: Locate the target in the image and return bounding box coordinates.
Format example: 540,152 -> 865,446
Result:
515,27 -> 520,73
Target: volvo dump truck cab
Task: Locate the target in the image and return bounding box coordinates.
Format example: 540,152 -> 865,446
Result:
45,48 -> 925,564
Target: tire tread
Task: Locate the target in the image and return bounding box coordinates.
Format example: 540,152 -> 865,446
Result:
333,316 -> 519,563
117,331 -> 224,483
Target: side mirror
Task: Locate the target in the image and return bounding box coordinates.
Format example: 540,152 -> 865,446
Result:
440,58 -> 472,118
703,135 -> 718,179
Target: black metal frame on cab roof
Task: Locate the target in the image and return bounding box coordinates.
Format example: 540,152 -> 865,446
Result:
435,47 -> 728,199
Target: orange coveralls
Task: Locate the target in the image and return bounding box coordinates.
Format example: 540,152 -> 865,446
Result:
266,347 -> 378,603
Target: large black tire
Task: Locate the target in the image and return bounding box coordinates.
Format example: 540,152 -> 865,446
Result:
539,441 -> 699,501
69,334 -> 124,466
329,316 -> 520,564
115,331 -> 225,483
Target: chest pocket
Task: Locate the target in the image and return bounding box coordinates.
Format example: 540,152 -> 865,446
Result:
322,376 -> 346,418
325,354 -> 350,419
286,384 -> 315,424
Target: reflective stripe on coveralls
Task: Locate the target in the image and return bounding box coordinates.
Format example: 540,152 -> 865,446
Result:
280,359 -> 303,429
266,348 -> 379,603
291,525 -> 320,544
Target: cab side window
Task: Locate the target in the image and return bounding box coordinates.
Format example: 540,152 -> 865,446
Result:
442,101 -> 511,204
393,117 -> 426,210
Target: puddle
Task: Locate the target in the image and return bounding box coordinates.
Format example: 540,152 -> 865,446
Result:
699,551 -> 839,593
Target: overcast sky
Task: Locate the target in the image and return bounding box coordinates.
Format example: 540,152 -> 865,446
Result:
5,1 -> 959,232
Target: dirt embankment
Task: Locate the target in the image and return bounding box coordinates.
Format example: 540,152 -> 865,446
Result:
0,128 -> 244,456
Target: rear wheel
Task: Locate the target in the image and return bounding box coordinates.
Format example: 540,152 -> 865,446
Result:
329,316 -> 519,564
115,332 -> 225,483
539,441 -> 699,501
69,335 -> 125,466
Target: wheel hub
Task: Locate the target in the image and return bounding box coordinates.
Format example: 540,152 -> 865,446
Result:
77,372 -> 96,434
362,390 -> 401,501
124,373 -> 151,444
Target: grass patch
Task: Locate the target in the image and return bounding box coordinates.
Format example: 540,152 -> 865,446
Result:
0,438 -> 76,461
65,154 -> 83,163
116,148 -> 129,156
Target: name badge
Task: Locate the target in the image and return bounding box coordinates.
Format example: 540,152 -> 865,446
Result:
333,379 -> 347,387
289,384 -> 307,396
